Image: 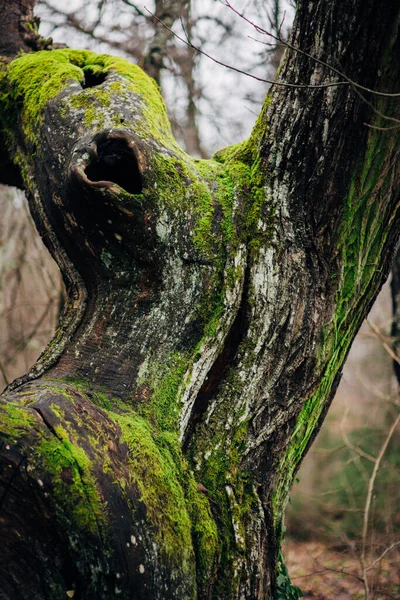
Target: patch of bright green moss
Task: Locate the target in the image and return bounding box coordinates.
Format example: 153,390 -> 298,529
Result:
135,353 -> 188,433
38,431 -> 107,535
46,373 -> 218,583
185,474 -> 219,586
0,48 -> 173,147
0,402 -> 38,440
112,411 -> 217,577
5,51 -> 83,142
50,403 -> 65,420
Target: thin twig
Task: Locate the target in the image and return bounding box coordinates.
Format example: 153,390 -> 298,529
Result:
248,32 -> 400,127
0,360 -> 9,386
340,418 -> 377,464
365,541 -> 400,572
223,0 -> 400,98
145,8 -> 350,91
360,412 -> 400,598
366,319 -> 400,365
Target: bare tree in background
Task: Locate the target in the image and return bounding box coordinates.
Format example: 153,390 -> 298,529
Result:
0,188 -> 63,389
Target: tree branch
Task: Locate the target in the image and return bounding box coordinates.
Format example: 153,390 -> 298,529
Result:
147,9 -> 350,91
224,0 -> 400,98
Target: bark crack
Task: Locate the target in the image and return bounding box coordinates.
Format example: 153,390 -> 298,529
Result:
182,256 -> 252,450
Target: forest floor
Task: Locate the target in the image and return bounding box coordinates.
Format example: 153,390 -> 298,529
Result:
283,539 -> 400,600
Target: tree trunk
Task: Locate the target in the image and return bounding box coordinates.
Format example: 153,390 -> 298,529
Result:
0,1 -> 399,599
143,0 -> 188,85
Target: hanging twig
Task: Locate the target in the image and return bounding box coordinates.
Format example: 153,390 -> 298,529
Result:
366,319 -> 400,366
223,0 -> 400,99
365,541 -> 400,573
360,412 -> 400,599
145,8 -> 350,91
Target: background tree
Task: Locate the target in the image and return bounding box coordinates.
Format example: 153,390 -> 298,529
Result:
0,1 -> 399,600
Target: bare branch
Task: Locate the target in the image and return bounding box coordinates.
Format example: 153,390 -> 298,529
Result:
365,541 -> 400,572
223,0 -> 400,98
360,412 -> 400,598
120,0 -> 148,18
145,8 -> 350,91
366,319 -> 400,366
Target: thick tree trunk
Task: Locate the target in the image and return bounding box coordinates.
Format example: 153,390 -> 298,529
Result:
0,1 -> 399,599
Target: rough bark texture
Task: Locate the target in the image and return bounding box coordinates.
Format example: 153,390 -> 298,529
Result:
0,1 -> 399,599
0,0 -> 36,56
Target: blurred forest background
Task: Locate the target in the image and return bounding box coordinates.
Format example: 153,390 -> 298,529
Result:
0,1 -> 399,598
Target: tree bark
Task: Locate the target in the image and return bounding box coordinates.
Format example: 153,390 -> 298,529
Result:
0,1 -> 399,599
0,0 -> 38,56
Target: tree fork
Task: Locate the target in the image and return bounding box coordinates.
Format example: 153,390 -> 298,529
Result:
0,1 -> 400,599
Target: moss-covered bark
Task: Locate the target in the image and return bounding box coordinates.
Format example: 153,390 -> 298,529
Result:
0,1 -> 400,599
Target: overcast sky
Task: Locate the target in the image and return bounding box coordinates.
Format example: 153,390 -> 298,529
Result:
37,1 -> 295,154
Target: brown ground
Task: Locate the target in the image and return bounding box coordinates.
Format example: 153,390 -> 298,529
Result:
283,540 -> 400,600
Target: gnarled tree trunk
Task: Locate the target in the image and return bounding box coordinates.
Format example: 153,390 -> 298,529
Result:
0,1 -> 399,599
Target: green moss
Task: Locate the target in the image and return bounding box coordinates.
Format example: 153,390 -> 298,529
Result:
144,151 -> 242,269
212,134 -> 272,259
0,384 -> 113,537
114,413 -> 192,560
112,411 -> 217,579
273,100 -> 400,525
36,373 -> 218,583
136,353 -> 188,433
68,88 -> 111,128
0,402 -> 38,440
50,403 -> 65,419
190,158 -> 238,261
5,51 -> 83,142
108,81 -> 124,94
186,365 -> 257,596
0,48 -> 271,277
0,48 -> 274,592
3,48 -> 266,260
185,475 -> 219,585
40,384 -> 74,402
57,378 -> 113,410
0,48 -> 172,148
125,354 -> 218,580
38,430 -> 106,534
200,296 -> 225,339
